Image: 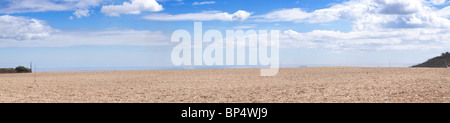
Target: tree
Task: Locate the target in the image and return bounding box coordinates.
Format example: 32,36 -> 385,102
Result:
15,66 -> 31,73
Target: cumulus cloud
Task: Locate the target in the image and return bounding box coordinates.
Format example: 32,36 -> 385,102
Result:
73,9 -> 90,18
0,0 -> 104,19
376,0 -> 423,15
252,0 -> 450,50
70,0 -> 104,18
0,15 -> 55,40
279,29 -> 450,51
0,0 -> 103,13
438,5 -> 450,17
72,0 -> 105,8
101,0 -> 163,16
0,0 -> 73,13
0,30 -> 170,47
192,1 -> 215,5
255,0 -> 450,28
143,10 -> 251,21
429,0 -> 447,5
254,0 -> 372,23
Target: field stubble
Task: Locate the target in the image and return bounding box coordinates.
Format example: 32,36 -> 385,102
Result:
0,67 -> 449,103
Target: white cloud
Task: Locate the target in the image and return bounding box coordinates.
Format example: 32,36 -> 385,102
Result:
0,0 -> 104,19
429,0 -> 447,5
0,30 -> 170,47
280,29 -> 450,51
253,8 -> 310,22
437,5 -> 450,17
376,0 -> 423,15
254,0 -> 450,26
73,9 -> 90,18
143,10 -> 251,21
232,10 -> 252,21
72,0 -> 105,8
0,0 -> 104,13
101,0 -> 163,16
0,0 -> 72,13
0,0 -> 165,17
253,0 -> 372,23
0,15 -> 55,40
251,0 -> 450,51
192,1 -> 215,5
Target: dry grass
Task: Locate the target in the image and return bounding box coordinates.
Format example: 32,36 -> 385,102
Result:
0,67 -> 449,103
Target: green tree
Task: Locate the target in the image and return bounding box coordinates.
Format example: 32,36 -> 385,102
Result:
15,66 -> 31,73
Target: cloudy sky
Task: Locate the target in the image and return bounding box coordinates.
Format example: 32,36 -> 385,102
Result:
1,0 -> 450,71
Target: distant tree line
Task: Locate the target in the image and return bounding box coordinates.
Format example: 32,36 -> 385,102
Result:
0,66 -> 32,74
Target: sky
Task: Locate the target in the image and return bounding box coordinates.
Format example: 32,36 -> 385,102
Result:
1,0 -> 450,71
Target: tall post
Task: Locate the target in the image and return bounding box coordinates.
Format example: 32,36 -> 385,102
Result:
30,62 -> 33,73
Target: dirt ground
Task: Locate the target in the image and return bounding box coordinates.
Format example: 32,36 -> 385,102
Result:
0,67 -> 449,103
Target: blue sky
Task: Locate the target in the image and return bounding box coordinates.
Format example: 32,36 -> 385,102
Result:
1,0 -> 450,71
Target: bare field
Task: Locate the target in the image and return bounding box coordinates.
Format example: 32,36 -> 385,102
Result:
0,67 -> 449,103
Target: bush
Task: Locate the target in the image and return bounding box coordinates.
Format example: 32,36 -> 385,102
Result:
0,68 -> 17,73
442,52 -> 450,56
15,66 -> 31,73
